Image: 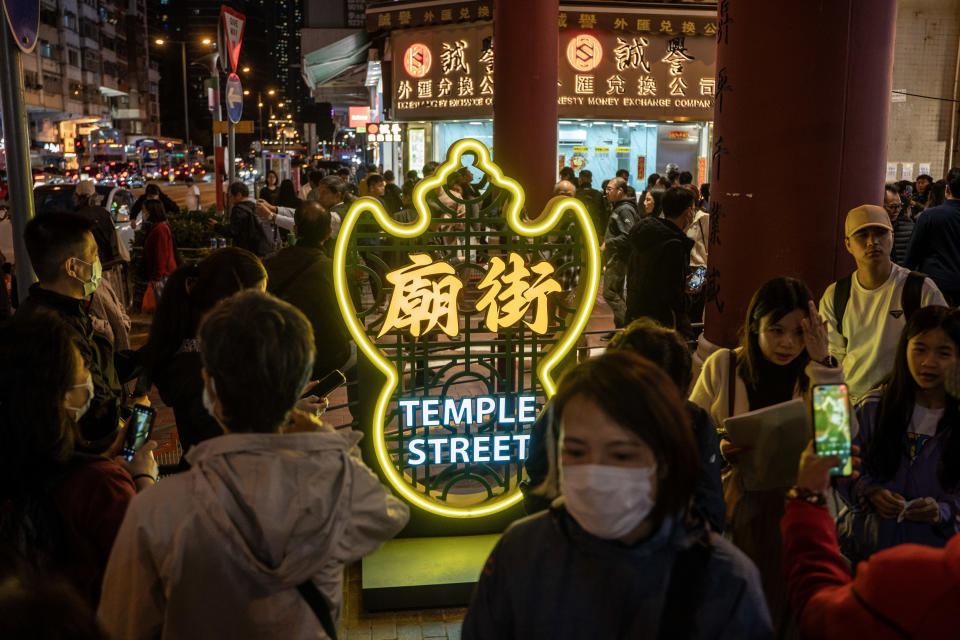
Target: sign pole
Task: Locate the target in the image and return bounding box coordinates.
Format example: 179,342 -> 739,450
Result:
0,2 -> 38,301
227,120 -> 236,186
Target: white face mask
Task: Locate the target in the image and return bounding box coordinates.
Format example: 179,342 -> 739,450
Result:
202,377 -> 221,424
561,463 -> 657,540
66,373 -> 94,420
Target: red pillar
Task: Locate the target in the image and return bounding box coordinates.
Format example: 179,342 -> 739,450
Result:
493,0 -> 558,214
702,0 -> 898,349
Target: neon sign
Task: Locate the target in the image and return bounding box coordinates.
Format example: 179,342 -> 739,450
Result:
566,34 -> 604,72
403,43 -> 433,78
333,139 -> 599,518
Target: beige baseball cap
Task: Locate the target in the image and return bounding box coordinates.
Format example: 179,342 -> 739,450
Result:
845,204 -> 892,237
76,180 -> 96,196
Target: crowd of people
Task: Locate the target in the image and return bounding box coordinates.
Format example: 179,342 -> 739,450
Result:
0,160 -> 959,639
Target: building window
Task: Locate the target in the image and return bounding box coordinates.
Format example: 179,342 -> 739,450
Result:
64,11 -> 77,30
39,40 -> 52,58
84,49 -> 99,71
43,73 -> 61,92
24,72 -> 38,90
70,81 -> 82,97
68,48 -> 79,67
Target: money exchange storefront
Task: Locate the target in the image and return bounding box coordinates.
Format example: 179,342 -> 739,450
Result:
370,2 -> 717,190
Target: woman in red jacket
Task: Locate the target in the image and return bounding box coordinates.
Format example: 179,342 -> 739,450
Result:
142,199 -> 177,306
782,441 -> 960,639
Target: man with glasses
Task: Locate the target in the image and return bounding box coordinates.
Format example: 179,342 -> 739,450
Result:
885,185 -> 914,266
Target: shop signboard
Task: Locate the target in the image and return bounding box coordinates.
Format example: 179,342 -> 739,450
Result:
391,10 -> 715,122
334,139 -> 598,520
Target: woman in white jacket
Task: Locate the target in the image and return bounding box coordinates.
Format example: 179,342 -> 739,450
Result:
690,277 -> 843,639
98,291 -> 409,639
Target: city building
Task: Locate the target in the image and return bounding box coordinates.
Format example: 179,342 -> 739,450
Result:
18,0 -> 161,169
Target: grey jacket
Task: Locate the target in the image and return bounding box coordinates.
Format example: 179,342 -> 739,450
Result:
603,198 -> 639,260
98,430 -> 409,639
463,505 -> 772,640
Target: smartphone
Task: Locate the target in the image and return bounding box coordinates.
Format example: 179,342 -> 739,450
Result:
687,265 -> 707,291
121,404 -> 156,462
811,384 -> 853,476
303,369 -> 347,400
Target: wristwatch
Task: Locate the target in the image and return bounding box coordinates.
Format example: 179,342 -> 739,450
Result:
786,486 -> 827,506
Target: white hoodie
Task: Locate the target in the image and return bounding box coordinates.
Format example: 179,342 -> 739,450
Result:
98,430 -> 409,639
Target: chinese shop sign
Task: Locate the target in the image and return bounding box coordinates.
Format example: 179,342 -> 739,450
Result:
391,15 -> 715,121
333,139 -> 599,517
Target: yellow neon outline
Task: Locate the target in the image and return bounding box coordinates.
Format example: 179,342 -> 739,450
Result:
333,139 -> 599,518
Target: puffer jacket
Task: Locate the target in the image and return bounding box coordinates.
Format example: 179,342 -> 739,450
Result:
625,216 -> 694,329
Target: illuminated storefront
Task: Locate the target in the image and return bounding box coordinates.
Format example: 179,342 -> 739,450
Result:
369,1 -> 716,188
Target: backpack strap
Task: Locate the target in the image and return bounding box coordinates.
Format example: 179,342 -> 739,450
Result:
903,271 -> 927,321
727,349 -> 737,418
297,580 -> 338,640
655,531 -> 713,640
833,274 -> 853,340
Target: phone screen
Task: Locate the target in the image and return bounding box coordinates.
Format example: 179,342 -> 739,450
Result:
687,266 -> 706,291
812,384 -> 853,476
308,369 -> 347,399
122,404 -> 155,461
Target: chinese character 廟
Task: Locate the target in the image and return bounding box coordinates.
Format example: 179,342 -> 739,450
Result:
574,74 -> 595,95
379,254 -> 463,338
438,77 -> 453,96
637,76 -> 657,96
669,76 -> 688,97
418,79 -> 432,98
578,13 -> 597,29
606,74 -> 625,95
613,36 -> 651,72
613,17 -> 627,30
682,20 -> 696,36
458,75 -> 475,96
476,253 -> 561,334
441,40 -> 471,74
699,78 -> 715,96
398,80 -> 412,100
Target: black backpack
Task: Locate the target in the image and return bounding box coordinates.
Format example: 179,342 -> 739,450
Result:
833,271 -> 927,340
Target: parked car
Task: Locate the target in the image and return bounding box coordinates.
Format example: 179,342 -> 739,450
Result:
34,183 -> 135,222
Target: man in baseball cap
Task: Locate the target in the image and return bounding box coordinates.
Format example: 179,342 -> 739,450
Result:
818,204 -> 945,402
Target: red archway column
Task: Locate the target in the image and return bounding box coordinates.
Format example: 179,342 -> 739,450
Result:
702,0 -> 898,350
493,0 -> 558,215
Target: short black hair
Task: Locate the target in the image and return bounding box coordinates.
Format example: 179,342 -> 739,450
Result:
917,174 -> 934,183
946,168 -> 960,196
678,171 -> 693,185
559,167 -> 575,181
647,173 -> 660,187
309,170 -> 322,185
666,169 -> 680,183
367,174 -> 385,188
200,290 -> 314,434
229,182 -> 248,198
615,169 -> 629,179
422,161 -> 439,177
23,212 -> 95,282
336,167 -> 350,177
145,183 -> 160,196
661,186 -> 695,219
293,200 -> 331,247
608,318 -> 693,392
384,170 -> 395,182
185,175 -> 194,183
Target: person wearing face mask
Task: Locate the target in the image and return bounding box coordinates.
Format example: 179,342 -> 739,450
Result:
690,277 -> 843,639
99,291 -> 408,639
18,213 -> 150,452
625,186 -> 696,338
836,306 -> 960,563
464,351 -> 770,639
0,316 -> 157,608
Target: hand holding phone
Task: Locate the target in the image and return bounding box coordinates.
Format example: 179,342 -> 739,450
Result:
811,383 -> 853,476
121,404 -> 156,462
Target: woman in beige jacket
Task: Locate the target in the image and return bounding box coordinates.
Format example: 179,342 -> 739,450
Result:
690,277 -> 844,640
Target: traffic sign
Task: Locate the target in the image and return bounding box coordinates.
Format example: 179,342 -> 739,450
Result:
225,73 -> 243,123
3,0 -> 40,52
220,5 -> 245,73
214,120 -> 254,134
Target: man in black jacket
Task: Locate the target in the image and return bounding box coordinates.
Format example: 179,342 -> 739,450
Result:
263,201 -> 351,381
625,186 -> 695,336
209,182 -> 271,257
17,212 -> 148,450
600,178 -> 638,328
575,169 -> 606,239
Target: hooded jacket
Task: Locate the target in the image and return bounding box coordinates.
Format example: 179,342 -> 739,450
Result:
97,431 -> 409,640
603,198 -> 639,260
625,216 -> 694,329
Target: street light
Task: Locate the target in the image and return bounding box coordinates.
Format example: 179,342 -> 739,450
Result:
202,38 -> 212,45
154,38 -> 191,148
267,89 -> 275,96
242,66 -> 250,73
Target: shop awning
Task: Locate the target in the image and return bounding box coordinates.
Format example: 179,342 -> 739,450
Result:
303,31 -> 372,89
